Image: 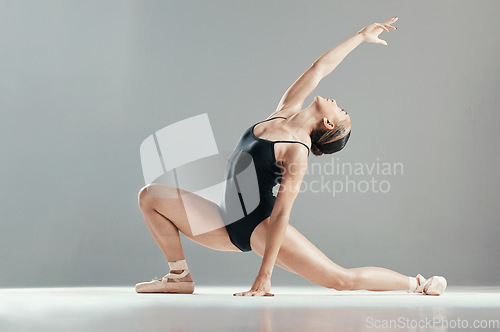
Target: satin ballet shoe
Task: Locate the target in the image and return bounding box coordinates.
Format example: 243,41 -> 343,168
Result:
408,274 -> 447,296
135,259 -> 195,294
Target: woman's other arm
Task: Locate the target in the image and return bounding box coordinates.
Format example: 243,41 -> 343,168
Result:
233,144 -> 308,296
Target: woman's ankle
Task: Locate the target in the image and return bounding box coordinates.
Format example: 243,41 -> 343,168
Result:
166,259 -> 193,281
170,269 -> 185,274
407,276 -> 418,293
168,269 -> 193,282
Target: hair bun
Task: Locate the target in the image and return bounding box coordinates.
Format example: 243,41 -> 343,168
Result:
310,143 -> 323,156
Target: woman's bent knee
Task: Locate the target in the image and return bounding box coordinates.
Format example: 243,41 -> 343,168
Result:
326,270 -> 358,291
138,185 -> 153,209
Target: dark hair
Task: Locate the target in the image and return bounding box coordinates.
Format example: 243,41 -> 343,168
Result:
310,120 -> 351,156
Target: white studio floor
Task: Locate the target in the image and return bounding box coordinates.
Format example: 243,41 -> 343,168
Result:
1,286 -> 500,332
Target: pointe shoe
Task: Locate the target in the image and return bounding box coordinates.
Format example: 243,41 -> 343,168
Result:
135,259 -> 195,294
408,274 -> 447,296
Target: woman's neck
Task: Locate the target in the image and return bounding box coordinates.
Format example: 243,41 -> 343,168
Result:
285,105 -> 320,140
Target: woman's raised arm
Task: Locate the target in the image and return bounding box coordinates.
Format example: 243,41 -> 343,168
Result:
272,17 -> 398,116
314,17 -> 398,78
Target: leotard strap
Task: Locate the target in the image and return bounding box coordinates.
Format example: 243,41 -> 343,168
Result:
253,117 -> 310,155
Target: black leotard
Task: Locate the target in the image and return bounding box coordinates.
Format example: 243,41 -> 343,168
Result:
219,117 -> 310,252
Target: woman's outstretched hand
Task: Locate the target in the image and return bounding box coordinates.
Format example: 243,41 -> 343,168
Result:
358,17 -> 398,46
233,273 -> 274,297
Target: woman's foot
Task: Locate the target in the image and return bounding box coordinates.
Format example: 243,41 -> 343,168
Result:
408,274 -> 447,296
135,259 -> 195,294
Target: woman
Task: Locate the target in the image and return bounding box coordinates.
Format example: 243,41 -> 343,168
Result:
135,16 -> 447,296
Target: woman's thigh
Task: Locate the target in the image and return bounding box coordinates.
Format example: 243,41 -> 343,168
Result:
142,183 -> 241,252
250,220 -> 349,288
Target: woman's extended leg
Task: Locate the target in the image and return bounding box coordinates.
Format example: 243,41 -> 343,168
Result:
250,221 -> 410,291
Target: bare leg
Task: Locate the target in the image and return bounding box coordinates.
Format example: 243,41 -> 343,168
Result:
250,222 -> 410,291
138,183 -> 242,252
138,184 -> 292,279
347,266 -> 409,291
138,184 -> 239,282
138,187 -> 194,281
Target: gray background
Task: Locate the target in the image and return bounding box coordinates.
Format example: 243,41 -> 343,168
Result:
1,0 -> 499,288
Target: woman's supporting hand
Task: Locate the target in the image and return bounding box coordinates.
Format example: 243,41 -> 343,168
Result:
358,17 -> 398,46
233,273 -> 274,297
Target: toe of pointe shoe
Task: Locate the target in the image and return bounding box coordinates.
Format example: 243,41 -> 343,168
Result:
135,280 -> 195,294
135,282 -> 151,293
135,279 -> 163,293
424,276 -> 447,296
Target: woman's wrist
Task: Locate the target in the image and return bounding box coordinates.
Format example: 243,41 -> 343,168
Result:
258,269 -> 273,279
354,30 -> 367,43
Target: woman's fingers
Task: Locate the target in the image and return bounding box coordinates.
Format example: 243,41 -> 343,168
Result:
233,291 -> 248,296
377,24 -> 390,32
234,290 -> 254,296
233,290 -> 274,296
385,16 -> 398,24
376,22 -> 397,33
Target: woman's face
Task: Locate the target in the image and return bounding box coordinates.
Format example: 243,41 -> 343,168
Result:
314,95 -> 350,124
